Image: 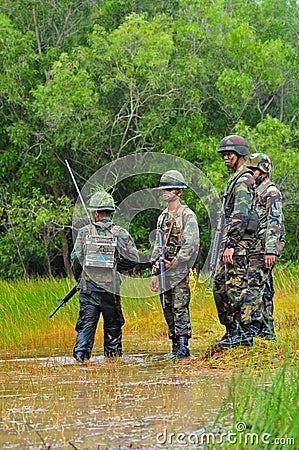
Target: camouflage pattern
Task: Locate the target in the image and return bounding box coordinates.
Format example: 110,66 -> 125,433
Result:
71,218 -> 138,358
213,165 -> 256,326
163,279 -> 191,338
247,179 -> 285,323
218,135 -> 249,156
151,203 -> 199,338
223,166 -> 256,248
88,191 -> 115,211
71,219 -> 138,292
263,270 -> 275,321
213,248 -> 252,325
158,170 -> 186,189
254,180 -> 285,256
246,153 -> 273,174
151,204 -> 199,289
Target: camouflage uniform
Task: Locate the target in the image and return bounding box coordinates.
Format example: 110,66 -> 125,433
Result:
213,165 -> 256,327
151,205 -> 199,338
246,153 -> 285,338
212,135 -> 258,347
71,193 -> 138,362
151,171 -> 199,357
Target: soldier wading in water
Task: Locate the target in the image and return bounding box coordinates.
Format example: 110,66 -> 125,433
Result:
71,191 -> 139,363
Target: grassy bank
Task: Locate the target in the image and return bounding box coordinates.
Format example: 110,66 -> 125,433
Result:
0,264 -> 298,368
203,364 -> 299,449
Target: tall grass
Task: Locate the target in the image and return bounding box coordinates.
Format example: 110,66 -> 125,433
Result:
0,263 -> 298,363
0,277 -> 77,356
207,364 -> 299,449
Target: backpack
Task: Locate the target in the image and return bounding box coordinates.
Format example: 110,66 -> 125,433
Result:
83,222 -> 119,284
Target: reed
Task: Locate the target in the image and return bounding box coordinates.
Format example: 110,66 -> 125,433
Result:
0,263 -> 298,366
207,363 -> 299,449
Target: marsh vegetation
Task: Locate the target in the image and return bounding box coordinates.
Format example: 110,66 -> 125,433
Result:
0,265 -> 298,449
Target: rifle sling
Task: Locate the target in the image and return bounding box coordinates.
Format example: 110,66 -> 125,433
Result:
225,168 -> 253,205
256,180 -> 276,197
165,218 -> 174,246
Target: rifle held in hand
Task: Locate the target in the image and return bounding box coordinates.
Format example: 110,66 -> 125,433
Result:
207,187 -> 228,289
49,285 -> 77,318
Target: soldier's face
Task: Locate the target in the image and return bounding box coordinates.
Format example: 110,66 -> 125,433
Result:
252,168 -> 261,180
222,151 -> 238,169
162,188 -> 181,202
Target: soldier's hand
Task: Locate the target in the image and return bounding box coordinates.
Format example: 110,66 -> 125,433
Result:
265,254 -> 276,268
163,259 -> 172,270
222,248 -> 234,265
150,275 -> 159,292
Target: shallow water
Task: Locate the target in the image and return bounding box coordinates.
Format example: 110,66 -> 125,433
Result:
0,352 -> 231,449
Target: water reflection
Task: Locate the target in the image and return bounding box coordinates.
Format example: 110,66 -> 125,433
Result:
0,353 -> 230,449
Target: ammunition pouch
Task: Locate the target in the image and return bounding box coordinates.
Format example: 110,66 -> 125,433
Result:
165,244 -> 180,259
245,210 -> 260,235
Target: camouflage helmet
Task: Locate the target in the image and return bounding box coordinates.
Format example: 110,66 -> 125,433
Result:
246,153 -> 273,173
218,135 -> 249,156
88,191 -> 115,211
158,170 -> 186,189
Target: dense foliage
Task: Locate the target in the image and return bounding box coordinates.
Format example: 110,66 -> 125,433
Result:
0,0 -> 298,279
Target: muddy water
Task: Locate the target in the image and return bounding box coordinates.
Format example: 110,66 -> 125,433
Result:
0,352 -> 231,449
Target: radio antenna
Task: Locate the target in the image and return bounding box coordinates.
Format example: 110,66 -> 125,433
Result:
65,159 -> 92,227
245,128 -> 258,153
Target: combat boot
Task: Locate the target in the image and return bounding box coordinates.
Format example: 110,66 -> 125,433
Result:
215,323 -> 253,348
104,348 -> 122,358
171,337 -> 180,356
249,320 -> 261,337
176,336 -> 190,358
74,351 -> 86,364
239,323 -> 255,346
258,320 -> 276,340
215,323 -> 237,345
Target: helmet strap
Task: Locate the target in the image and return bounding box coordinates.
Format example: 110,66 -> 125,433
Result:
232,154 -> 243,171
255,173 -> 264,187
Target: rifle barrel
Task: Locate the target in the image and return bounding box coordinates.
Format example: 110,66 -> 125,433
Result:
49,285 -> 77,318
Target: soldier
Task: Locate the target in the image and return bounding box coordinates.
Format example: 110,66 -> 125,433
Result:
246,153 -> 285,339
213,135 -> 258,348
71,191 -> 139,363
150,170 -> 199,358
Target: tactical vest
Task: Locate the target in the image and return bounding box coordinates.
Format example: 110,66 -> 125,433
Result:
256,179 -> 276,200
255,179 -> 285,255
158,204 -> 188,258
82,222 -> 119,285
224,168 -> 259,235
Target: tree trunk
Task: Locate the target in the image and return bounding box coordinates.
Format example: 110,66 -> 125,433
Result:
60,230 -> 72,276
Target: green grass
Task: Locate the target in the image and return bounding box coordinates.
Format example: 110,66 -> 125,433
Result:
0,263 -> 298,367
205,364 -> 299,449
0,265 -> 298,449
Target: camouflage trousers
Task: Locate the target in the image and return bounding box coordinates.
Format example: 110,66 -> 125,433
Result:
247,253 -> 275,323
73,290 -> 125,358
213,250 -> 252,326
160,277 -> 191,339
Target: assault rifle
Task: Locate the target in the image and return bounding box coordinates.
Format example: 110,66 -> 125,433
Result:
157,229 -> 166,309
49,285 -> 77,318
207,186 -> 228,289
